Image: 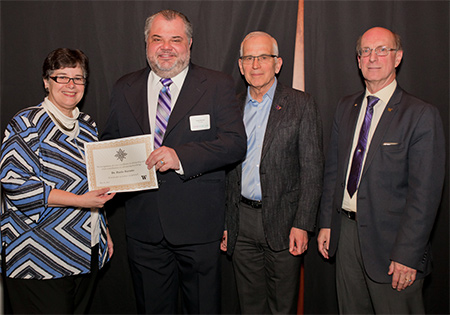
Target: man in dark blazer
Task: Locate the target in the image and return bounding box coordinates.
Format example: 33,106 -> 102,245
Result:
102,9 -> 246,314
317,27 -> 445,314
221,31 -> 323,314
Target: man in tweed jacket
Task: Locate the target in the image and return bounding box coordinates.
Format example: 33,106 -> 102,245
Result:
221,31 -> 324,314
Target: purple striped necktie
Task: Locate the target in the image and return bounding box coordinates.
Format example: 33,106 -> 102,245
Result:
346,95 -> 379,197
154,78 -> 173,149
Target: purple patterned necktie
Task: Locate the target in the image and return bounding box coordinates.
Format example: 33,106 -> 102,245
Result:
154,78 -> 173,149
347,95 -> 379,197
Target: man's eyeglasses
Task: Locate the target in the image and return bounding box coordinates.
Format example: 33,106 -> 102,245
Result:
50,76 -> 86,85
358,46 -> 398,57
240,54 -> 278,65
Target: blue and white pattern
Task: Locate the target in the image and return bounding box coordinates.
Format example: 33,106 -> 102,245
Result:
0,103 -> 109,279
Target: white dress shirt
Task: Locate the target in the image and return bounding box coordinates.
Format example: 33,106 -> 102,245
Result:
147,66 -> 189,174
342,80 -> 397,212
147,66 -> 189,138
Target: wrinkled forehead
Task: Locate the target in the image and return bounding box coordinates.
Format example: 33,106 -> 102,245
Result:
361,28 -> 396,47
243,35 -> 275,54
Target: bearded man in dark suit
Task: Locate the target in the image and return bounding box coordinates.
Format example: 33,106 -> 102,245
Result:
102,9 -> 246,314
221,31 -> 324,314
317,27 -> 445,314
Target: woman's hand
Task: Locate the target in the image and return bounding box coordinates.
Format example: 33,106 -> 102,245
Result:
106,224 -> 114,258
78,188 -> 116,208
48,187 -> 116,208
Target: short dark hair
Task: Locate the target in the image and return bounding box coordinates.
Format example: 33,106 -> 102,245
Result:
42,48 -> 89,80
144,9 -> 193,43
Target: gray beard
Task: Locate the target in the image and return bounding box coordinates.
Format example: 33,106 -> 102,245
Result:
148,55 -> 190,78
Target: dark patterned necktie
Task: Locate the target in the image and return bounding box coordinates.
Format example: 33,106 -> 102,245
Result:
347,95 -> 379,197
154,78 -> 173,149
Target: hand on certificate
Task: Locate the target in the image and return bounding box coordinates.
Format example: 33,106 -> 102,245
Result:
48,187 -> 115,208
80,188 -> 116,208
146,146 -> 180,172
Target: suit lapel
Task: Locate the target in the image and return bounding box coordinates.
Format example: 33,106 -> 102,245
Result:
235,92 -> 246,181
164,64 -> 206,138
362,87 -> 402,176
260,83 -> 285,161
341,93 -> 365,169
123,68 -> 151,134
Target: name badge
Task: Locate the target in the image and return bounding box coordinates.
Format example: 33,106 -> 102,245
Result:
190,114 -> 210,131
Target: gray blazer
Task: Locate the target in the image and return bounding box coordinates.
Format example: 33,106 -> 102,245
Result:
319,86 -> 445,282
225,82 -> 324,254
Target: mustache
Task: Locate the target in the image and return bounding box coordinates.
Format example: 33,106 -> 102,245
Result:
157,49 -> 177,57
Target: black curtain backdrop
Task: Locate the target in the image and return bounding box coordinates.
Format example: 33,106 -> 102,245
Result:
0,1 -> 448,314
304,1 -> 449,314
0,1 -> 297,314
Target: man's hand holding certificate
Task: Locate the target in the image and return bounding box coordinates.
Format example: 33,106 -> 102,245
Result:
146,145 -> 181,173
85,135 -> 158,193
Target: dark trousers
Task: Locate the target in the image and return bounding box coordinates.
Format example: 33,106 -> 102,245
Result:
336,213 -> 425,314
232,202 -> 302,314
5,245 -> 99,314
127,236 -> 221,314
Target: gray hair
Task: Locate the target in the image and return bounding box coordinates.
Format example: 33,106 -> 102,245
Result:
144,9 -> 193,43
240,31 -> 279,57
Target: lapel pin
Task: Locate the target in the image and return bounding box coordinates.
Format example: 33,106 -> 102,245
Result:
276,105 -> 282,110
388,107 -> 393,112
354,103 -> 358,107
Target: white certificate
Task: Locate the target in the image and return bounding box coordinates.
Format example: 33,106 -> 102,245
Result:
85,135 -> 158,193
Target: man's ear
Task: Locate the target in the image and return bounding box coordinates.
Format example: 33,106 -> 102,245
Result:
238,59 -> 244,75
394,50 -> 403,68
275,57 -> 283,74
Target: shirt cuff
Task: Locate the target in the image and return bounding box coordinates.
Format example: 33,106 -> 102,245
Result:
175,161 -> 184,175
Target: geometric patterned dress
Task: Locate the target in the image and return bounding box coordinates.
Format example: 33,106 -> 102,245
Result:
0,103 -> 109,279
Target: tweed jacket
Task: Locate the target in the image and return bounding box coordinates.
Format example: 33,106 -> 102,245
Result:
225,82 -> 324,254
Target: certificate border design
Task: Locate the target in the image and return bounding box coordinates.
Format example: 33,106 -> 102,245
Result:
85,135 -> 157,192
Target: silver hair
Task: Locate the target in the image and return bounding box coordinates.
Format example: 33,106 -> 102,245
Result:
240,31 -> 279,57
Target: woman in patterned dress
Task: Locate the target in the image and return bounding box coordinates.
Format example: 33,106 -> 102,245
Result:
0,48 -> 115,313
